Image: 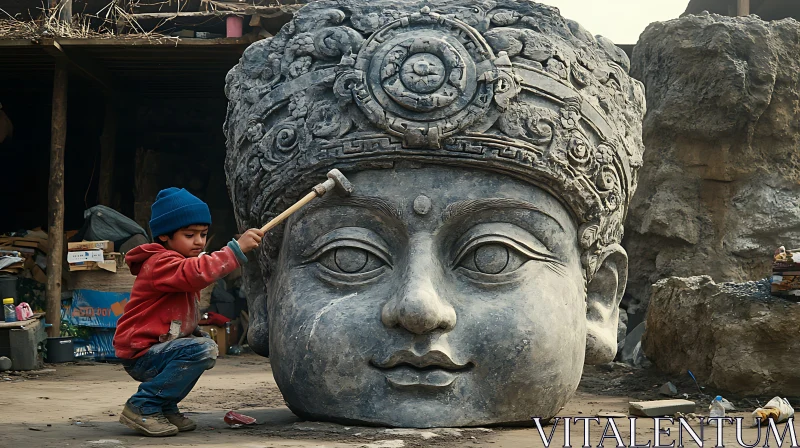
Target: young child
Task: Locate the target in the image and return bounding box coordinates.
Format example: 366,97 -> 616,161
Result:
113,187 -> 264,437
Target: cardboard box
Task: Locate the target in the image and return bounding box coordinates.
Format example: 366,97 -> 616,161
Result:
72,262 -> 135,292
0,237 -> 48,253
68,241 -> 114,252
68,260 -> 117,273
67,250 -> 105,263
199,325 -> 228,355
106,252 -> 124,269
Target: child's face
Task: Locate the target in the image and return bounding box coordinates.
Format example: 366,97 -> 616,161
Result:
160,225 -> 208,257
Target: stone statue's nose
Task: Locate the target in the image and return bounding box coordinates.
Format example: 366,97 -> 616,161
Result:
381,234 -> 456,335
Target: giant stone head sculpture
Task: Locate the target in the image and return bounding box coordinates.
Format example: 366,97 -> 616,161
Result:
224,0 -> 645,427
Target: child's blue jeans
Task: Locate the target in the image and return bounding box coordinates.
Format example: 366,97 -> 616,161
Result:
122,336 -> 218,415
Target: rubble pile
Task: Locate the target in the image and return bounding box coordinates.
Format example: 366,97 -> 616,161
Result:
720,278 -> 772,301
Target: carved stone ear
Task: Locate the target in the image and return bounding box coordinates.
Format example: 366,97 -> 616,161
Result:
584,244 -> 628,365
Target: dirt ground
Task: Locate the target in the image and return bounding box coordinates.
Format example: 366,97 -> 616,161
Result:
1,353 -> 796,448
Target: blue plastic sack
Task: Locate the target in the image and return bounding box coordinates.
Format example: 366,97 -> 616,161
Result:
74,329 -> 118,361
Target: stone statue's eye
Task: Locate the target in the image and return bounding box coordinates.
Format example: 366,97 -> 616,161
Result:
452,230 -> 560,278
316,243 -> 387,275
335,247 -> 368,273
457,242 -> 528,275
303,229 -> 392,281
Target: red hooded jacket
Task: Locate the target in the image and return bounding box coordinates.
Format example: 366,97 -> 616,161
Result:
113,243 -> 242,359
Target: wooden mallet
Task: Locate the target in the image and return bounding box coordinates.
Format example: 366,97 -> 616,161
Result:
260,169 -> 354,233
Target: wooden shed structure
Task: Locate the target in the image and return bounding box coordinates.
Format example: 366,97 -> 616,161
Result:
0,0 -> 304,336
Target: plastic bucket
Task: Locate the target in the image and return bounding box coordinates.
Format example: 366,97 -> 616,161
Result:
45,337 -> 75,363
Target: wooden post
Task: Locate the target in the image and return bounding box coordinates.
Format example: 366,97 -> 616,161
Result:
46,61 -> 68,338
98,96 -> 116,206
738,0 -> 750,16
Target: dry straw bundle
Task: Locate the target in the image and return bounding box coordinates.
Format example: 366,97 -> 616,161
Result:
0,1 -> 167,40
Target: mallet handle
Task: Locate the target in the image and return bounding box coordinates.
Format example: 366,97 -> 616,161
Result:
260,190 -> 318,233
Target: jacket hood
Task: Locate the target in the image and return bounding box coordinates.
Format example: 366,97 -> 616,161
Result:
125,243 -> 174,275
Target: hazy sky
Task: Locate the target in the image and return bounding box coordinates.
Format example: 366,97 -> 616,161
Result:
540,0 -> 689,44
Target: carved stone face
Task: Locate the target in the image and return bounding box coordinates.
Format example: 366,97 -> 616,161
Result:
267,165 -> 589,427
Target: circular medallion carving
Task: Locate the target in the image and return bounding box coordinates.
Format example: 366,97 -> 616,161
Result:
382,41 -> 466,113
345,8 -> 500,147
399,53 -> 447,94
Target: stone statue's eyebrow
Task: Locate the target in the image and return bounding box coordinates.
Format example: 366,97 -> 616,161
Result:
442,198 -> 565,231
306,195 -> 403,221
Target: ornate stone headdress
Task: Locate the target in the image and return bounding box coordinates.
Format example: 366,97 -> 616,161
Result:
224,0 -> 645,278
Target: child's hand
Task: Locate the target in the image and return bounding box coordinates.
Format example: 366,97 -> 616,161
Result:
237,228 -> 265,253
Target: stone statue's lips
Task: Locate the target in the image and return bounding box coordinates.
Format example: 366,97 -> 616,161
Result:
371,350 -> 474,390
371,349 -> 472,371
372,349 -> 471,370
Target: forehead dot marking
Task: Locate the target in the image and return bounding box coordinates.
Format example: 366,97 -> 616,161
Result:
413,195 -> 432,216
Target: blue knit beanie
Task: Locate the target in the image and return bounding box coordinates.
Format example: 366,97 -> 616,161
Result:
149,188 -> 212,237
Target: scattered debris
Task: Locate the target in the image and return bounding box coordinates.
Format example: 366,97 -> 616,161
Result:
687,370 -> 705,396
1,368 -> 56,380
619,323 -> 646,365
224,410 -> 257,427
629,399 -> 696,417
597,412 -> 627,418
708,395 -> 726,424
720,397 -> 736,411
361,441 -> 405,448
659,381 -> 678,397
675,412 -> 700,420
383,429 -> 439,440
227,345 -> 243,355
752,396 -> 795,425
69,418 -> 96,427
771,246 -> 800,300
721,279 -> 773,301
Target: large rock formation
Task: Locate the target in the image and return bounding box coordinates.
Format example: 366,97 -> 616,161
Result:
624,13 -> 800,313
643,276 -> 800,396
683,0 -> 800,21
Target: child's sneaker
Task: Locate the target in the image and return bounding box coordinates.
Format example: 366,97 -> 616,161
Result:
119,404 -> 178,437
164,412 -> 197,432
